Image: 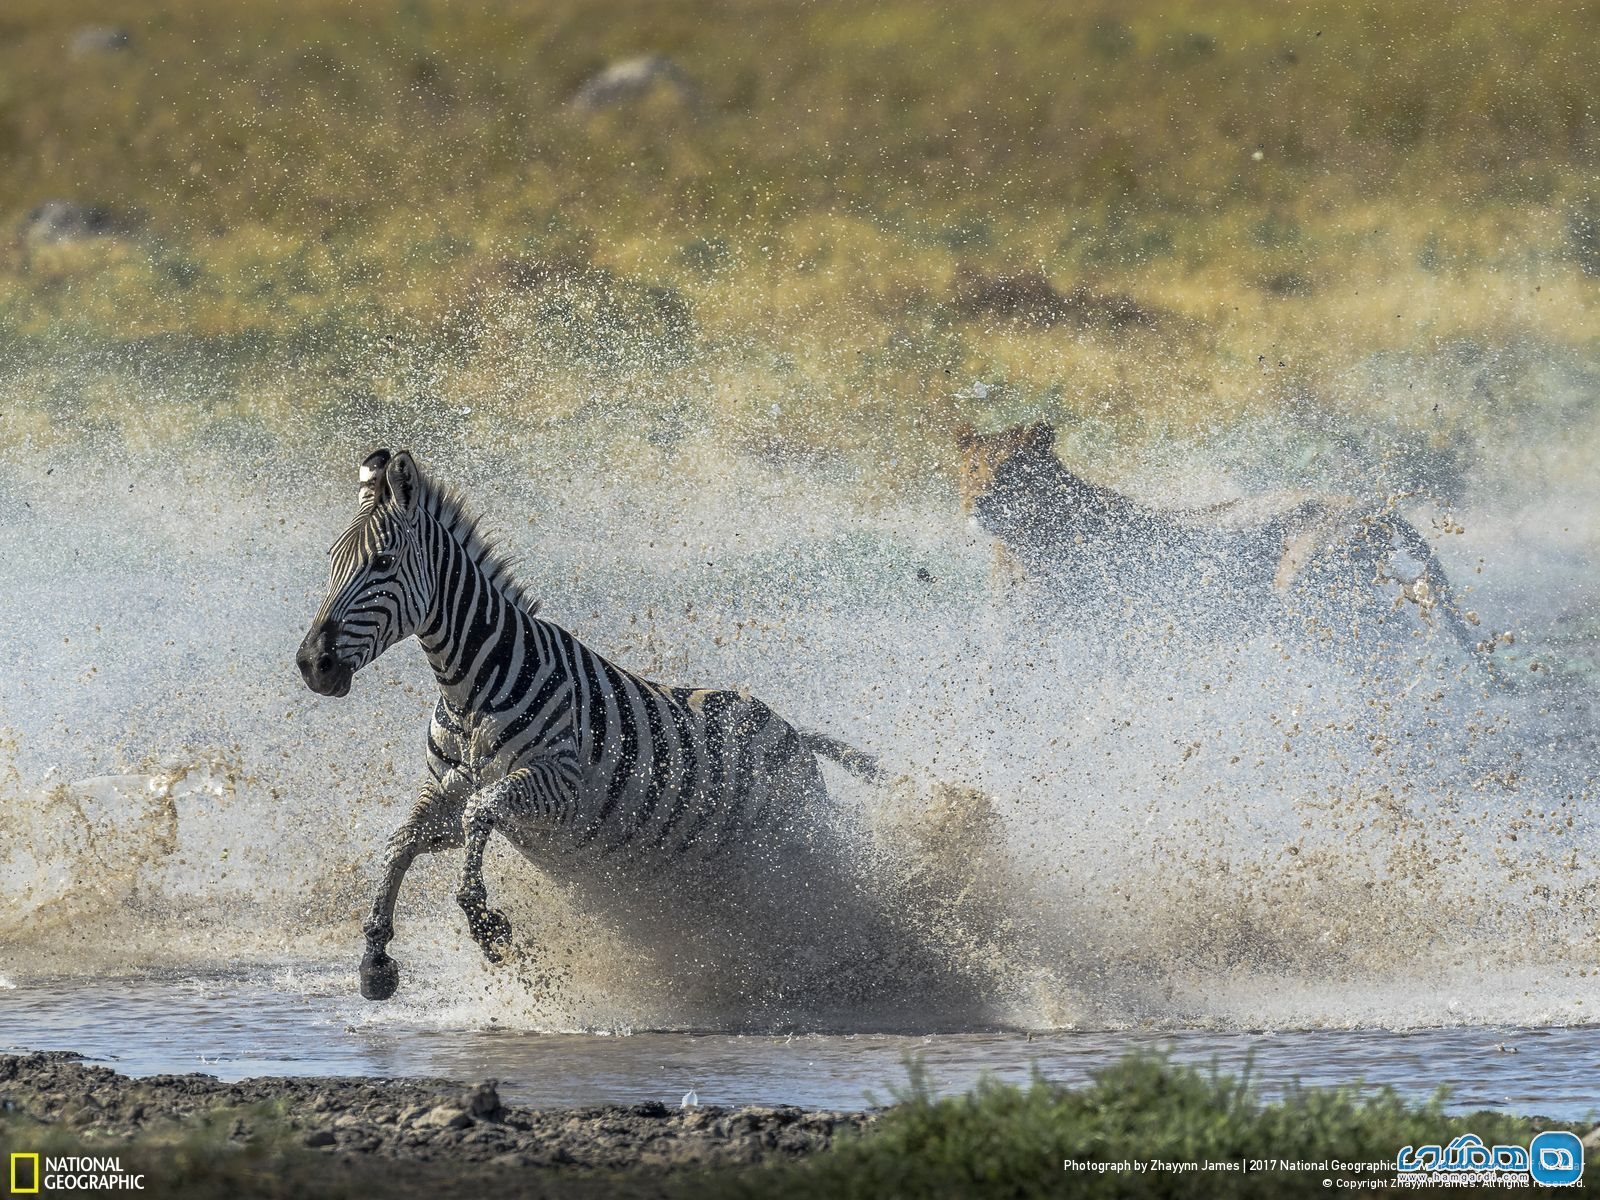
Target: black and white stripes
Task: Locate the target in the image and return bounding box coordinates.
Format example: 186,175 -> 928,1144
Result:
296,448 -> 869,1000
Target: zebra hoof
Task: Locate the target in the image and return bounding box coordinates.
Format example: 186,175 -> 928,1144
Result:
359,951 -> 400,1001
473,909 -> 513,964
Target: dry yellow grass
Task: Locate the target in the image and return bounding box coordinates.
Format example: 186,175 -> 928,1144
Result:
0,0 -> 1593,481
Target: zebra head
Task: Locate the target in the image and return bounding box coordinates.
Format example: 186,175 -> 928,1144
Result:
297,448 -> 433,697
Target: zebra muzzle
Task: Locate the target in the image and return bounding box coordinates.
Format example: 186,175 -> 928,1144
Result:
297,624 -> 354,697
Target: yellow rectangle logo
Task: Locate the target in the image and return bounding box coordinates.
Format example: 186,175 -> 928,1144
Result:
9,1152 -> 40,1194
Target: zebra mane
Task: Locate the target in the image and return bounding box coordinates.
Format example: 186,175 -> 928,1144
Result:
418,473 -> 543,617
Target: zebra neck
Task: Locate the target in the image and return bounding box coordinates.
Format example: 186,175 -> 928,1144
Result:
414,519 -> 528,710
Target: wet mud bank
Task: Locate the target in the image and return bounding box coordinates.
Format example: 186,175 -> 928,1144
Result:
0,1051 -> 870,1173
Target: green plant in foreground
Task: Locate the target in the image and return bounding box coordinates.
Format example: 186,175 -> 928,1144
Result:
696,1054 -> 1573,1199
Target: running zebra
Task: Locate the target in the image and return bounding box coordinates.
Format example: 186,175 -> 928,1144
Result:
296,449 -> 884,1001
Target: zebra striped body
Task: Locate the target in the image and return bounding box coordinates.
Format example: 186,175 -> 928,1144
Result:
297,448 -> 858,1001
418,646 -> 826,873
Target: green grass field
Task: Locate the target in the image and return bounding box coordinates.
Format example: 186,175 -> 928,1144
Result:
0,0 -> 1595,485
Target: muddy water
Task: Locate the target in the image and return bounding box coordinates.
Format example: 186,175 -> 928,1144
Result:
4,973 -> 1599,1118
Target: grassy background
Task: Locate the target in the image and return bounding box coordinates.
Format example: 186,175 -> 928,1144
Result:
0,0 -> 1595,483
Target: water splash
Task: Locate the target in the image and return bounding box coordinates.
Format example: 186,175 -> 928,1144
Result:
1,359 -> 1596,1033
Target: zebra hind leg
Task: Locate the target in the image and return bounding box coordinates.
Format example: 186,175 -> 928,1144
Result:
456,810 -> 514,964
455,768 -> 559,964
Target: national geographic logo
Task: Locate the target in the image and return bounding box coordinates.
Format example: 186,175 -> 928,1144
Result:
8,1154 -> 145,1192
8,1155 -> 38,1195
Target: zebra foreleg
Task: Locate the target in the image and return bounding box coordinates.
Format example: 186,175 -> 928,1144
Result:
456,759 -> 578,965
359,781 -> 466,1000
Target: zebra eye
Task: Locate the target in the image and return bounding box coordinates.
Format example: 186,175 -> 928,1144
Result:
371,552 -> 397,572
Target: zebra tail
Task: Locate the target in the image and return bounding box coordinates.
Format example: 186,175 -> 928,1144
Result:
799,729 -> 889,784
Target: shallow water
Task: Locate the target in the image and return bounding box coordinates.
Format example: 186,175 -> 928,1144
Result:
4,972 -> 1598,1118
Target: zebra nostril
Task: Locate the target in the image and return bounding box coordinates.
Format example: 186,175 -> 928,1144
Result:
316,653 -> 335,674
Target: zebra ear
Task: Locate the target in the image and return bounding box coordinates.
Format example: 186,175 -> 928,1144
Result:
385,450 -> 422,520
358,449 -> 392,508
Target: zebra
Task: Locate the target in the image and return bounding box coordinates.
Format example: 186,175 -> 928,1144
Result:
295,449 -> 896,1004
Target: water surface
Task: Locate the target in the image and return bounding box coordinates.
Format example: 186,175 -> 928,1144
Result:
4,972 -> 1597,1119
